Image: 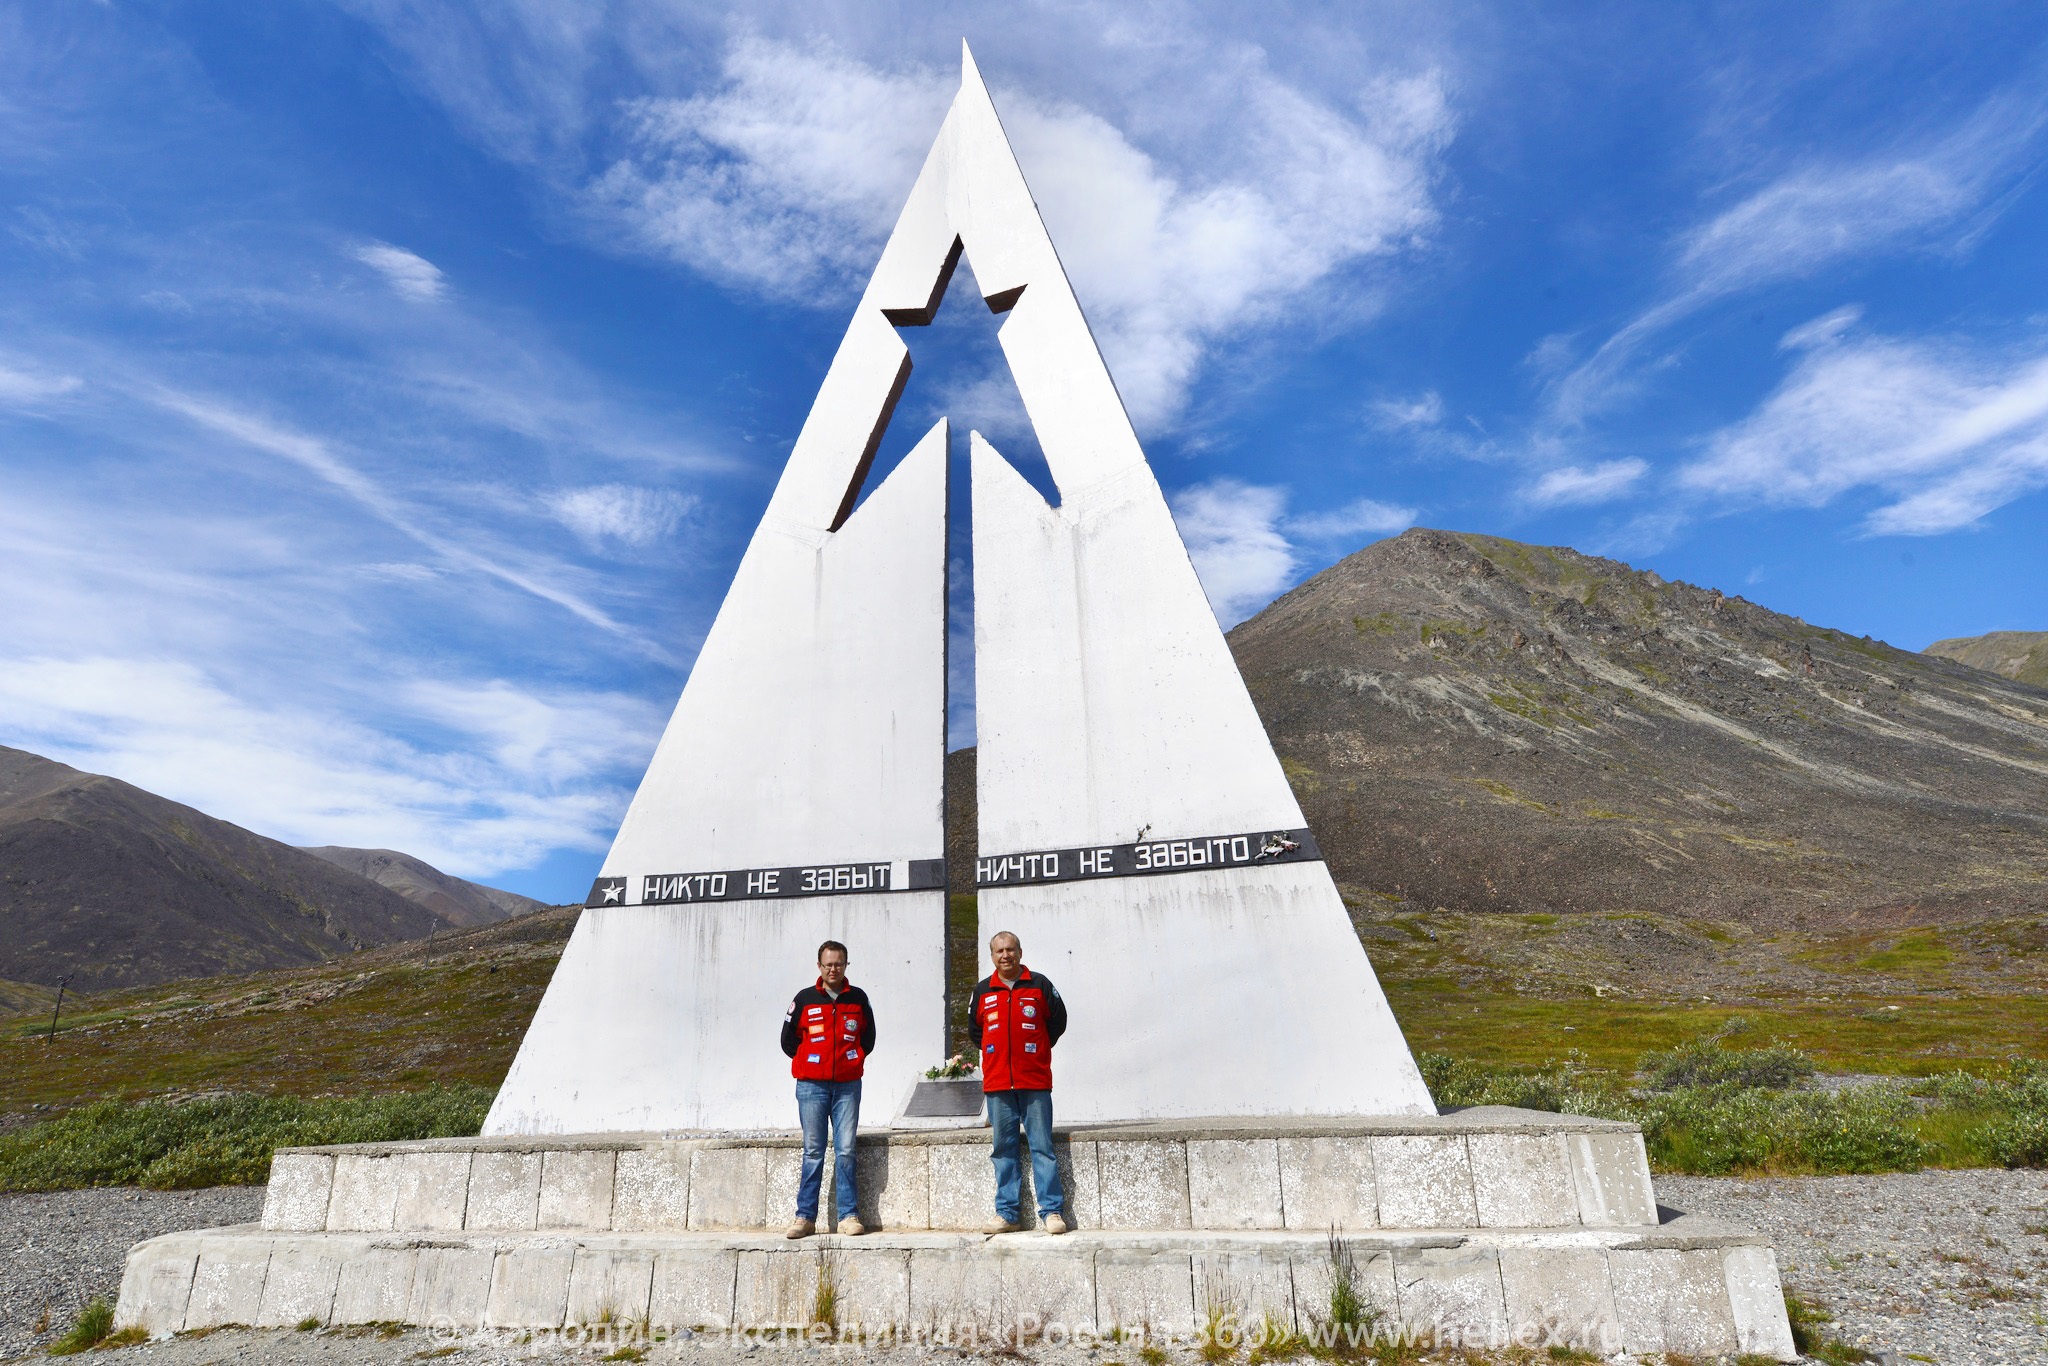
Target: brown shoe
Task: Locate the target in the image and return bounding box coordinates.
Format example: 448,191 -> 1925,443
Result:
836,1216 -> 866,1236
785,1218 -> 815,1239
1043,1212 -> 1069,1235
983,1217 -> 1023,1235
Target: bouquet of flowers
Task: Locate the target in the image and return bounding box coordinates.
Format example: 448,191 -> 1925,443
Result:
923,1053 -> 979,1080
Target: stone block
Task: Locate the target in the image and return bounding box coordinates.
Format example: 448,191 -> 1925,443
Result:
1722,1245 -> 1797,1360
650,1247 -> 739,1329
1608,1247 -> 1737,1355
831,1246 -> 913,1331
392,1152 -> 471,1231
928,1141 -> 995,1229
1372,1136 -> 1476,1227
332,1247 -> 419,1325
1095,1140 -> 1190,1230
1290,1245 -> 1396,1337
1187,1139 -> 1283,1229
1193,1248 -> 1294,1335
1391,1246 -> 1507,1350
735,1249 -> 824,1329
466,1151 -> 543,1230
185,1244 -> 270,1329
859,1142 -> 929,1230
1567,1132 -> 1655,1227
1095,1247 -> 1195,1337
689,1146 -> 770,1230
907,1242 -> 1095,1337
262,1153 -> 336,1231
566,1248 -> 657,1327
1499,1247 -> 1619,1353
1056,1139 -> 1100,1229
114,1240 -> 197,1334
613,1144 -> 692,1232
485,1247 -> 574,1329
1467,1133 -> 1577,1228
539,1149 -> 616,1230
765,1144 -> 812,1224
327,1154 -> 399,1232
1278,1137 -> 1377,1230
408,1246 -> 494,1330
255,1239 -> 346,1327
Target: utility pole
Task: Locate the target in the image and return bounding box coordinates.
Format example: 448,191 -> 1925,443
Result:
46,973 -> 72,1043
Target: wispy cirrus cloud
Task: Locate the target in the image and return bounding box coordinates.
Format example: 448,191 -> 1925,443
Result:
1524,458 -> 1648,508
351,241 -> 449,301
0,360 -> 83,406
1546,91 -> 2046,428
1684,314 -> 2048,535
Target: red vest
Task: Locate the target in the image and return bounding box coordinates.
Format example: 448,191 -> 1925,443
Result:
790,987 -> 868,1082
978,971 -> 1054,1091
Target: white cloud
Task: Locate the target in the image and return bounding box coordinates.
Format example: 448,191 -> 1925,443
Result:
0,654 -> 657,878
0,361 -> 82,405
1547,93 -> 2042,427
1780,304 -> 1864,352
589,36 -> 1451,429
1170,477 -> 1418,626
1285,496 -> 1417,541
544,484 -> 697,549
351,241 -> 448,301
1169,479 -> 1296,627
1684,332 -> 2048,534
1370,390 -> 1443,428
1524,458 -> 1648,508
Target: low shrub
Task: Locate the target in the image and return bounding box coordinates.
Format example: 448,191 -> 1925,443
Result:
0,1086 -> 493,1191
1639,1019 -> 1817,1091
47,1298 -> 114,1355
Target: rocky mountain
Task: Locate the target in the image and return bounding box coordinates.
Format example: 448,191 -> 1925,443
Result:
1217,529 -> 2048,932
0,746 -> 444,991
299,846 -> 550,927
1925,631 -> 2048,688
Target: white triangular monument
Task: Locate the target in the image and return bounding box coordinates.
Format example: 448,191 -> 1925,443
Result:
488,45 -> 1430,1134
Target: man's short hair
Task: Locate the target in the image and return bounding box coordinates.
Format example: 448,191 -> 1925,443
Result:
817,940 -> 848,963
988,930 -> 1020,952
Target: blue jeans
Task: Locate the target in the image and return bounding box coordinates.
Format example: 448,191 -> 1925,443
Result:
795,1079 -> 861,1222
987,1088 -> 1063,1221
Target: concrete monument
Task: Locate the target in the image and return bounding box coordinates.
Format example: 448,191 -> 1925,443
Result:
112,46 -> 1797,1356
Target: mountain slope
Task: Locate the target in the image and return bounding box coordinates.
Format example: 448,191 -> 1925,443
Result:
1925,631 -> 2048,688
299,847 -> 552,926
0,747 -> 443,991
1224,529 -> 2048,931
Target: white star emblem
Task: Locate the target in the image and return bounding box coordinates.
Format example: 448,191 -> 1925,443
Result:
601,881 -> 624,903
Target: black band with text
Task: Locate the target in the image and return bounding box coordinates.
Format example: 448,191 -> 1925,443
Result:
974,828 -> 1321,889
587,858 -> 947,908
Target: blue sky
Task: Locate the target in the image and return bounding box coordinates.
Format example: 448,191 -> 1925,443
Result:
4,3 -> 2045,901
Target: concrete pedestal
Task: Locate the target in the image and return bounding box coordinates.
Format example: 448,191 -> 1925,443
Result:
114,1110 -> 1795,1357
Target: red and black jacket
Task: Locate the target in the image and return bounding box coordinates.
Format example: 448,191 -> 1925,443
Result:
781,981 -> 876,1083
969,968 -> 1066,1092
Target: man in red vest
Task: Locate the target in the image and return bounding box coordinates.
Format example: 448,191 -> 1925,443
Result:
779,940 -> 875,1238
969,930 -> 1069,1234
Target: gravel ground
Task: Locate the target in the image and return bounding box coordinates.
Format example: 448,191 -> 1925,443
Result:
4,1174 -> 2046,1364
0,1185 -> 262,1358
1664,1169 -> 2048,1365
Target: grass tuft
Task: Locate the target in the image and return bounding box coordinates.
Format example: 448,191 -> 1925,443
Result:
47,1298 -> 114,1355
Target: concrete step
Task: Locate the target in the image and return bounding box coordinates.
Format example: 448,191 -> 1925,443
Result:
115,1216 -> 1795,1357
260,1107 -> 1660,1237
